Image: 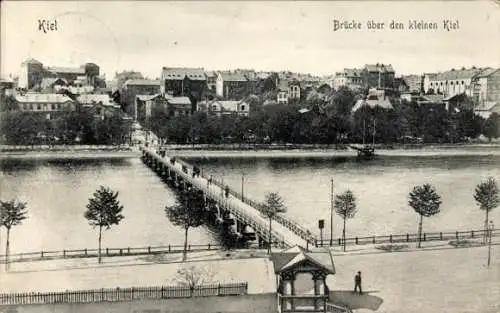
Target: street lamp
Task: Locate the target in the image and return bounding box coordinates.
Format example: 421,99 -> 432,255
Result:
487,220 -> 494,268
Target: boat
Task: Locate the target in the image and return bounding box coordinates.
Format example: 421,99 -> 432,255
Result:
350,119 -> 377,160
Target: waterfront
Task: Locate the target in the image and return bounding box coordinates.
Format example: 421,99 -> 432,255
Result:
1,151 -> 499,253
0,157 -> 218,254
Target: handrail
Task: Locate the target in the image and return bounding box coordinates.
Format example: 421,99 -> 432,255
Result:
148,149 -> 289,248
326,302 -> 352,313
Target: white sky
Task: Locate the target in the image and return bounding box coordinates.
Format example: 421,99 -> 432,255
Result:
1,1 -> 499,79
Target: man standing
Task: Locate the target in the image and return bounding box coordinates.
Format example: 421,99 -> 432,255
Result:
354,271 -> 362,294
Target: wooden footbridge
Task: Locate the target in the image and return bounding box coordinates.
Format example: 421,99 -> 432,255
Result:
140,146 -> 316,250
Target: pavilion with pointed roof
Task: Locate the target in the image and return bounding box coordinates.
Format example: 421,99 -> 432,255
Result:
271,246 -> 336,312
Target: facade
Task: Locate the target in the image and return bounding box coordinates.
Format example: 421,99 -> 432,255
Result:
160,67 -> 206,98
40,77 -> 68,93
13,93 -> 76,119
401,75 -> 423,93
423,68 -> 484,97
362,64 -> 395,89
122,79 -> 161,117
205,71 -> 217,91
216,72 -> 249,99
166,96 -> 193,117
18,58 -> 101,90
198,99 -> 250,117
473,68 -> 500,106
135,94 -> 165,122
333,68 -> 363,90
78,94 -> 121,120
276,79 -> 301,104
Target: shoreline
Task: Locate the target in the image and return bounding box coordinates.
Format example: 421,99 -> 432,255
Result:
0,144 -> 499,160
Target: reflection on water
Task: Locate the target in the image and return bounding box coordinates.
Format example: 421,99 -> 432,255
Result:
188,154 -> 500,238
0,158 -> 218,253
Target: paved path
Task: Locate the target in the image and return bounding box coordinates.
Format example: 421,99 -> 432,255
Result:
144,147 -> 310,249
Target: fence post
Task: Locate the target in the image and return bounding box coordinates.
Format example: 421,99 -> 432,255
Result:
148,246 -> 151,254
41,251 -> 44,258
85,249 -> 87,256
117,287 -> 120,301
127,247 -> 130,254
217,283 -> 221,296
131,287 -> 134,299
119,249 -> 123,255
471,231 -> 474,238
168,245 -> 171,253
456,231 -> 459,239
423,233 -> 426,241
389,235 -> 393,243
63,250 -> 66,258
106,248 -> 109,256
355,237 -> 358,245
440,232 -> 443,240
372,236 -> 375,244
208,243 -> 211,250
406,234 -> 409,242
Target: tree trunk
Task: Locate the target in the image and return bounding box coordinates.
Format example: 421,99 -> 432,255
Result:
5,227 -> 10,271
98,225 -> 102,264
418,214 -> 423,248
267,217 -> 272,254
484,209 -> 489,244
183,227 -> 189,261
342,217 -> 346,252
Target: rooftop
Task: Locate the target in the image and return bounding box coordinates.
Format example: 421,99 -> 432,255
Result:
219,71 -> 248,82
123,79 -> 161,86
15,93 -> 73,103
77,94 -> 116,106
167,96 -> 192,105
162,67 -> 206,81
352,98 -> 393,112
47,67 -> 86,75
364,64 -> 395,73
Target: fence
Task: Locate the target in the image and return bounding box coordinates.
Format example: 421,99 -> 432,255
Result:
0,282 -> 248,305
0,243 -> 222,264
0,144 -> 133,152
314,228 -> 499,247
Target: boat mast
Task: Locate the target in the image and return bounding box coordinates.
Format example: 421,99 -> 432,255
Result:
362,120 -> 366,146
372,119 -> 376,148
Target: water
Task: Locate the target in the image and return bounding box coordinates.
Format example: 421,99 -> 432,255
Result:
0,157 -> 218,254
187,154 -> 500,239
1,153 -> 499,253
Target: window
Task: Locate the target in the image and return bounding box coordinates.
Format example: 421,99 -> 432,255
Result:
36,103 -> 41,110
51,104 -> 56,110
241,105 -> 245,111
462,81 -> 464,85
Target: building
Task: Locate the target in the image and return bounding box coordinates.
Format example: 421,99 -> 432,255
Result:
197,99 -> 250,117
18,58 -> 101,90
40,77 -> 68,93
77,94 -> 121,120
276,79 -> 301,105
18,58 -> 44,89
423,67 -> 484,97
362,64 -> 395,89
122,79 -> 161,117
216,71 -> 249,99
333,68 -> 363,90
166,96 -> 193,117
135,94 -> 165,122
400,75 -> 423,93
205,71 -> 217,91
13,93 -> 77,119
160,67 -> 206,98
352,89 -> 393,112
473,68 -> 500,107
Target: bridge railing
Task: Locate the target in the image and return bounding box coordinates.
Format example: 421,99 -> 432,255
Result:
153,151 -> 288,248
314,228 -> 499,247
192,164 -> 316,247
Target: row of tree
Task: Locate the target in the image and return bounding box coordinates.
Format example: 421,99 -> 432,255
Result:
0,111 -> 131,145
1,177 -> 497,270
333,177 -> 499,251
147,90 -> 500,145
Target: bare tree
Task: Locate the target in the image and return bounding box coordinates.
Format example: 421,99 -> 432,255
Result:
474,177 -> 499,243
0,199 -> 28,271
261,192 -> 286,254
172,265 -> 215,295
409,184 -> 442,248
84,186 -> 124,263
334,190 -> 357,252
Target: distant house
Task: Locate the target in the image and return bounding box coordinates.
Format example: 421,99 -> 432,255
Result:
401,75 -> 423,94
474,101 -> 500,119
161,67 -> 206,100
362,63 -> 396,89
216,72 -> 249,99
40,77 -> 68,93
198,99 -> 249,117
14,93 -> 76,119
423,67 -> 484,97
205,71 -> 217,91
166,96 -> 193,117
276,79 -> 301,104
135,94 -> 165,122
473,68 -> 500,108
333,68 -> 363,90
78,94 -> 121,119
122,79 -> 161,118
352,89 -> 393,112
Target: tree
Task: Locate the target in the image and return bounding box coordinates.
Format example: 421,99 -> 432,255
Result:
165,189 -> 205,261
261,192 -> 286,254
84,186 -> 124,263
408,184 -> 442,248
0,199 -> 28,271
334,190 -> 357,252
172,265 -> 215,294
474,177 -> 499,243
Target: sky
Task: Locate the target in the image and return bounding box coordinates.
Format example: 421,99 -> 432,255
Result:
1,1 -> 500,80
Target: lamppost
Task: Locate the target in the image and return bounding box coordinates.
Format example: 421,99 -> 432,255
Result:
488,220 -> 494,268
330,178 -> 334,246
